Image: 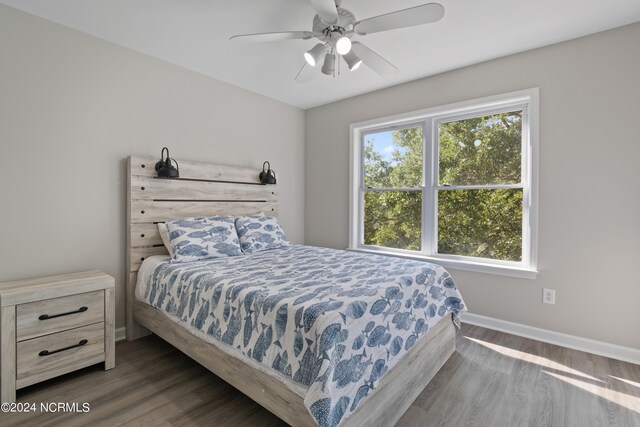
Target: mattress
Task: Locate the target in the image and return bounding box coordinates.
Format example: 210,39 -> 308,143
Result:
137,245 -> 466,427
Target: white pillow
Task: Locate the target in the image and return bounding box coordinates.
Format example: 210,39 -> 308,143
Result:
235,215 -> 290,254
157,223 -> 172,256
166,216 -> 243,263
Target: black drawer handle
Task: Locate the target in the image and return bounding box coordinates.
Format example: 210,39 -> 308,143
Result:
39,306 -> 88,320
39,339 -> 88,357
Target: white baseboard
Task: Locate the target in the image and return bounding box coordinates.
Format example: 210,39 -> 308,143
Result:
115,327 -> 126,342
461,312 -> 640,366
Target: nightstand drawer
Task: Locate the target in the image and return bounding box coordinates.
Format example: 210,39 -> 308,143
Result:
17,290 -> 104,341
17,322 -> 105,385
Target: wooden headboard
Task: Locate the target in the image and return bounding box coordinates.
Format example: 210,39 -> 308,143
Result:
126,156 -> 278,340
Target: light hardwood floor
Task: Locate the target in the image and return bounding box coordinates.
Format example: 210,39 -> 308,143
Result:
3,324 -> 639,427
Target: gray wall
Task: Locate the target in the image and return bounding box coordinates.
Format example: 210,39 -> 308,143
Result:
0,5 -> 305,329
306,23 -> 640,349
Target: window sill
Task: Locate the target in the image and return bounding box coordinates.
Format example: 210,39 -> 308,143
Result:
348,247 -> 538,280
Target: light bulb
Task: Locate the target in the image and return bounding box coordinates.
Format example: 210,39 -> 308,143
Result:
343,51 -> 362,71
305,43 -> 326,67
304,52 -> 316,67
336,37 -> 352,55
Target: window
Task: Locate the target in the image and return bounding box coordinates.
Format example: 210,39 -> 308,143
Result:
363,125 -> 423,251
350,89 -> 538,278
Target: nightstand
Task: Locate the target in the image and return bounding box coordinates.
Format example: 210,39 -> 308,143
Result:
0,271 -> 115,403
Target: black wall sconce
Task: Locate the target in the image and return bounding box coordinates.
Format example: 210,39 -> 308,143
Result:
155,147 -> 180,178
259,161 -> 277,185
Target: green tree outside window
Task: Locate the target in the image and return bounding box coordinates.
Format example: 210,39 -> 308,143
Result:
363,111 -> 523,262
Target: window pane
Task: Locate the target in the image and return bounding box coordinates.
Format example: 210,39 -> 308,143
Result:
364,127 -> 423,188
438,189 -> 522,261
439,110 -> 522,186
364,191 -> 422,251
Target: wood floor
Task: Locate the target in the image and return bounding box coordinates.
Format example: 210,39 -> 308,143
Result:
3,324 -> 639,427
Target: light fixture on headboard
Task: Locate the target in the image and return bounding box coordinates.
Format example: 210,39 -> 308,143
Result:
155,147 -> 180,178
259,161 -> 276,185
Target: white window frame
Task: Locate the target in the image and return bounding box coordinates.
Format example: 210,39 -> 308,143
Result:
349,89 -> 539,279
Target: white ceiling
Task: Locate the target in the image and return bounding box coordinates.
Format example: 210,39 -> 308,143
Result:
2,0 -> 639,109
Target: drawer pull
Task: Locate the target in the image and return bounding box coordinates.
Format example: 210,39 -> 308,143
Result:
39,306 -> 88,320
39,339 -> 88,357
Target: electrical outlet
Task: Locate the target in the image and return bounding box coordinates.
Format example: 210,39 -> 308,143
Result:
543,288 -> 556,305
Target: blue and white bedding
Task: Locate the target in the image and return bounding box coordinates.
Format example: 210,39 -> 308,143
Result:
141,245 -> 466,427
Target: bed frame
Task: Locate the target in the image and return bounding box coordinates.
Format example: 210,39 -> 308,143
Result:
125,155 -> 456,427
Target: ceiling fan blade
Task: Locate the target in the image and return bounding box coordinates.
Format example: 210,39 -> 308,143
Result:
351,42 -> 399,78
230,31 -> 314,43
309,0 -> 339,25
295,62 -> 315,83
354,3 -> 445,35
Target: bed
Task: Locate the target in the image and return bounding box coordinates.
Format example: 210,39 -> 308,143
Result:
126,156 -> 466,427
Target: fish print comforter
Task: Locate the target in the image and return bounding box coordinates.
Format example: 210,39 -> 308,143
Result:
143,245 -> 466,427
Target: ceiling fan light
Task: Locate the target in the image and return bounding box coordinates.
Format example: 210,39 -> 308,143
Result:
343,51 -> 362,71
336,36 -> 352,55
321,53 -> 336,76
304,52 -> 315,67
305,43 -> 326,67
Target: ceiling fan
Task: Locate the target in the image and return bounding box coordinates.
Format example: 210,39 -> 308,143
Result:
230,0 -> 445,82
